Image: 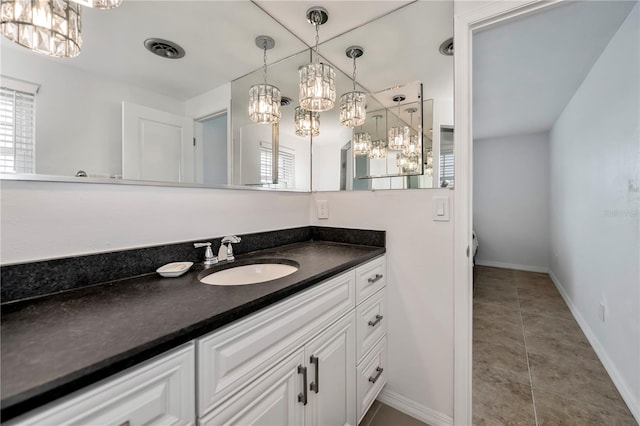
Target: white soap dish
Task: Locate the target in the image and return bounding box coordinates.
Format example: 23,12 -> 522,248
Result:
156,262 -> 193,278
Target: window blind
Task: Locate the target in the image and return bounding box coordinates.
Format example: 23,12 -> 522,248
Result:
0,87 -> 35,173
440,152 -> 454,187
260,147 -> 295,189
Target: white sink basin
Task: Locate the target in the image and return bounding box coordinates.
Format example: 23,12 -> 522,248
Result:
200,262 -> 298,286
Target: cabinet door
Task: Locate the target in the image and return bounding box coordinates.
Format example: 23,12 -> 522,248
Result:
200,348 -> 306,426
305,313 -> 357,426
10,343 -> 195,426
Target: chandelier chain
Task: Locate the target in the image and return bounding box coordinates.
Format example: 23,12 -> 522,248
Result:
352,51 -> 357,91
314,19 -> 320,63
262,41 -> 268,84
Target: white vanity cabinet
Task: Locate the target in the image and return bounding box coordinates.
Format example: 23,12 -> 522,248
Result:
198,255 -> 386,426
8,343 -> 196,426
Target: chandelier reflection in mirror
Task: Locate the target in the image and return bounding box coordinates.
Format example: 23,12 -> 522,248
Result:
339,46 -> 366,128
0,0 -> 82,58
352,131 -> 372,156
402,154 -> 420,173
294,106 -> 320,137
388,95 -> 410,151
249,36 -> 281,124
369,115 -> 387,159
299,7 -> 336,112
425,148 -> 434,177
403,107 -> 421,156
72,0 -> 122,8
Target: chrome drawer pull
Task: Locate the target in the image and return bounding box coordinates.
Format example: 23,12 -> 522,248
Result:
297,365 -> 308,405
310,355 -> 319,393
369,367 -> 384,383
367,273 -> 383,284
368,314 -> 384,327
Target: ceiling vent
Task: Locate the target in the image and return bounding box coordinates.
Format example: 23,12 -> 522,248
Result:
281,96 -> 293,106
439,37 -> 453,56
144,38 -> 185,59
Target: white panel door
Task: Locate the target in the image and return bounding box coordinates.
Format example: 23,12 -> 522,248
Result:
200,348 -> 305,426
305,313 -> 357,426
122,102 -> 194,182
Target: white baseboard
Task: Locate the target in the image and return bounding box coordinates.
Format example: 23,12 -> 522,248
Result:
549,271 -> 640,423
474,260 -> 549,273
377,388 -> 453,426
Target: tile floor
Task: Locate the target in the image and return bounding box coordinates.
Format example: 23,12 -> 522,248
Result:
360,401 -> 428,426
473,266 -> 637,426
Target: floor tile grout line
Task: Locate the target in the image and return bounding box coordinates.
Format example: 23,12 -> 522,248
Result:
517,286 -> 540,426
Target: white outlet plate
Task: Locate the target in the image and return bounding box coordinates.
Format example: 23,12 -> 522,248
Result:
317,200 -> 329,219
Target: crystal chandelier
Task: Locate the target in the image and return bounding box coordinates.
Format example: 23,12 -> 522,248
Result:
369,115 -> 387,159
249,36 -> 281,124
71,0 -> 122,9
339,46 -> 366,127
425,148 -> 434,177
299,7 -> 336,112
403,107 -> 421,156
352,131 -> 371,156
0,0 -> 82,58
388,95 -> 410,151
294,106 -> 320,137
402,154 -> 420,173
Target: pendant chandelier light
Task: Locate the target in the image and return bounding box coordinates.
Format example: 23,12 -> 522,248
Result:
402,154 -> 420,173
425,148 -> 434,177
294,106 -> 320,137
403,107 -> 421,156
71,0 -> 122,9
352,130 -> 372,156
299,7 -> 336,112
388,95 -> 410,151
0,0 -> 82,58
249,36 -> 281,124
339,46 -> 366,128
369,114 -> 387,159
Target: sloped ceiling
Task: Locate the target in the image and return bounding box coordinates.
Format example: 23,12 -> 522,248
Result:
473,1 -> 636,140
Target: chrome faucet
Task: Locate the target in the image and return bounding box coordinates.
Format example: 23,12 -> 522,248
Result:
194,242 -> 218,265
221,236 -> 241,261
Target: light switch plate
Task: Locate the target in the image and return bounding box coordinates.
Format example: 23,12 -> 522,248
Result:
433,196 -> 450,221
317,199 -> 329,219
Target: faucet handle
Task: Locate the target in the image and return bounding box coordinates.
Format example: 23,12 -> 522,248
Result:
221,235 -> 241,244
194,242 -> 218,265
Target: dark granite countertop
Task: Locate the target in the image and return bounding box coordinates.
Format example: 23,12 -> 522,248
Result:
1,241 -> 385,421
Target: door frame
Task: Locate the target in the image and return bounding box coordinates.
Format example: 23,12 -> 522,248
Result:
453,1 -> 563,424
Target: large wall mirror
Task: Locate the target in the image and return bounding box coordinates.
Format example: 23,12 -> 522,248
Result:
0,0 -> 453,192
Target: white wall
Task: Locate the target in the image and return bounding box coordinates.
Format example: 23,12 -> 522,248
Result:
311,190 -> 455,422
549,4 -> 639,420
0,180 -> 310,264
1,45 -> 185,178
473,131 -> 550,271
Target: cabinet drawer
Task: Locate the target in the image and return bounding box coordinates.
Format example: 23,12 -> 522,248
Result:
355,256 -> 386,304
198,270 -> 356,416
10,343 -> 195,426
356,337 -> 387,424
356,287 -> 387,362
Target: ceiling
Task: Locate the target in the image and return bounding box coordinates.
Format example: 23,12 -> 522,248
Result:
1,0 -> 453,102
473,1 -> 636,140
